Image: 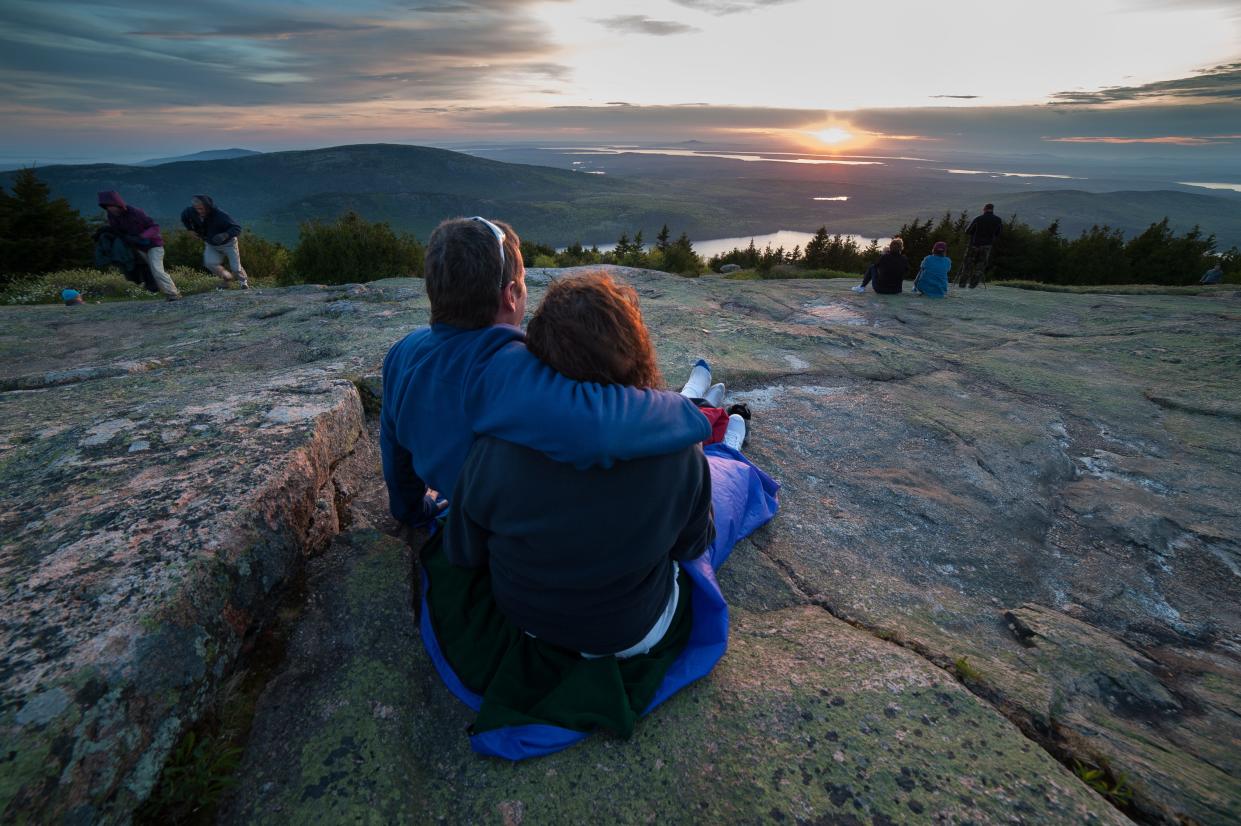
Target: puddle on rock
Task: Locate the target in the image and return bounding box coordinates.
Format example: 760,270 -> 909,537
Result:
792,304 -> 869,326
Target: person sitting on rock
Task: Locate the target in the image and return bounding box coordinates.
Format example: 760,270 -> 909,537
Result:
180,195 -> 249,289
913,241 -> 952,298
420,272 -> 779,758
1200,263 -> 1223,285
856,238 -> 908,294
379,216 -> 711,535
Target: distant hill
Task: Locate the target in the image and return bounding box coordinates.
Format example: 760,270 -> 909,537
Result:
137,148 -> 262,166
979,188 -> 1241,240
6,143 -> 1239,247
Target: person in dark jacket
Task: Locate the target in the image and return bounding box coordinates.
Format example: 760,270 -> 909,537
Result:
444,272 -> 778,658
180,195 -> 248,289
870,238 -> 909,294
958,203 -> 1003,288
98,191 -> 182,300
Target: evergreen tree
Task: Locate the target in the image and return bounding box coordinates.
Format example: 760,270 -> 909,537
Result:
655,224 -> 671,253
803,227 -> 831,269
613,232 -> 632,262
663,232 -> 703,275
1124,219 -> 1214,285
0,168 -> 93,283
1062,225 -> 1129,284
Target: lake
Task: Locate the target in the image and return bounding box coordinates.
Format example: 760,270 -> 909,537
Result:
562,229 -> 891,259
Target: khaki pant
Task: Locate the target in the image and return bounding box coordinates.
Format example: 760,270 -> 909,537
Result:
135,246 -> 181,297
204,238 -> 248,285
958,244 -> 992,288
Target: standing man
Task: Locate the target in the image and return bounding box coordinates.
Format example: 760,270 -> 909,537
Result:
380,216 -> 711,530
98,191 -> 182,301
180,194 -> 249,289
958,203 -> 1003,289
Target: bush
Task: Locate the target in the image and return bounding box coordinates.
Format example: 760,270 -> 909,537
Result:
163,228 -> 293,284
0,265 -> 280,305
290,211 -> 423,284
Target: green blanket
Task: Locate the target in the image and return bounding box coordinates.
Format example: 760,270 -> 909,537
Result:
421,533 -> 693,737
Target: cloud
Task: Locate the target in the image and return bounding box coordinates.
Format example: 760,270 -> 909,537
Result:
1051,61 -> 1241,104
931,95 -> 979,100
671,0 -> 798,14
0,0 -> 572,112
595,15 -> 698,36
1047,135 -> 1241,145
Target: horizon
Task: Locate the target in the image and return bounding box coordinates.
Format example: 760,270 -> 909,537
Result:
1,1 -> 1239,169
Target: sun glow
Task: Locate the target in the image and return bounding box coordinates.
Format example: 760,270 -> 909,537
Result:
788,124 -> 872,153
810,127 -> 853,145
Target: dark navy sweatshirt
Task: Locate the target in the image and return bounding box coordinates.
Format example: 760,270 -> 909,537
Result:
444,436 -> 713,653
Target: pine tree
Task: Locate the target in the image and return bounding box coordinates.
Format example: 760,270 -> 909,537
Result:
0,168 -> 93,282
655,224 -> 671,253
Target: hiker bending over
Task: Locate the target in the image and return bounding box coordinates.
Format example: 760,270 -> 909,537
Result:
913,241 -> 951,298
181,195 -> 249,289
98,191 -> 182,301
958,203 -> 1002,288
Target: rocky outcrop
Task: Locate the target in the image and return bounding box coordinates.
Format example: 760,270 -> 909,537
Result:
2,271 -> 1238,823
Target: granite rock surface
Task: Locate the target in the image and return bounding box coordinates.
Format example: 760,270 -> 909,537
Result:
2,270 -> 1238,824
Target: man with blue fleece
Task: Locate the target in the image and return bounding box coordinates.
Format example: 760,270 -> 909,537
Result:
380,216 -> 711,529
180,195 -> 249,289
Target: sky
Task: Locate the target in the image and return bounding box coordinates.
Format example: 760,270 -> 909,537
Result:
1,0 -> 1239,165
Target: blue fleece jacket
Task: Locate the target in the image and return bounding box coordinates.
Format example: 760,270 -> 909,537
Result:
380,323 -> 712,525
914,254 -> 951,298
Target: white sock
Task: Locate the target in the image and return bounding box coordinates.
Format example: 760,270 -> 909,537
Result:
723,413 -> 746,450
680,358 -> 711,399
703,382 -> 726,408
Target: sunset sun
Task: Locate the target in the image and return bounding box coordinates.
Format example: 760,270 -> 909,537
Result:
809,127 -> 853,146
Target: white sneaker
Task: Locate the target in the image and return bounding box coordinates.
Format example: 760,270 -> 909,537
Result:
703,382 -> 726,408
851,285 -> 866,293
723,413 -> 746,451
680,358 -> 712,399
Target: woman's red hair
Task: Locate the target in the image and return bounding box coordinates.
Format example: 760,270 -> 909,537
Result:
526,272 -> 663,389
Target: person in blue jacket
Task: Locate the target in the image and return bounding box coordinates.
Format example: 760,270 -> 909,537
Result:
379,216 -> 711,531
913,241 -> 952,298
180,195 -> 249,289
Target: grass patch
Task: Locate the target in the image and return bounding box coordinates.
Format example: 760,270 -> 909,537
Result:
993,280 -> 1234,296
0,267 -> 280,305
954,656 -> 983,683
1072,759 -> 1135,808
135,728 -> 243,824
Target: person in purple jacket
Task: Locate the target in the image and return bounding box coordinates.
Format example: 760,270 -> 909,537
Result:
98,191 -> 182,301
380,216 -> 711,530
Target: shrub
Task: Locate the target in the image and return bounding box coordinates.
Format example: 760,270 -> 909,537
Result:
0,265 -> 280,305
290,211 -> 423,284
164,228 -> 292,284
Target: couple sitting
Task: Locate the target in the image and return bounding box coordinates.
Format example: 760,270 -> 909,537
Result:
851,238 -> 950,298
380,217 -> 779,759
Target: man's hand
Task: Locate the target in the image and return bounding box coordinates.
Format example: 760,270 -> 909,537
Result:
210,232 -> 230,245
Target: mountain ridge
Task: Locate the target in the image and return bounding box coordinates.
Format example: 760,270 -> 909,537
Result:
4,143 -> 1238,247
